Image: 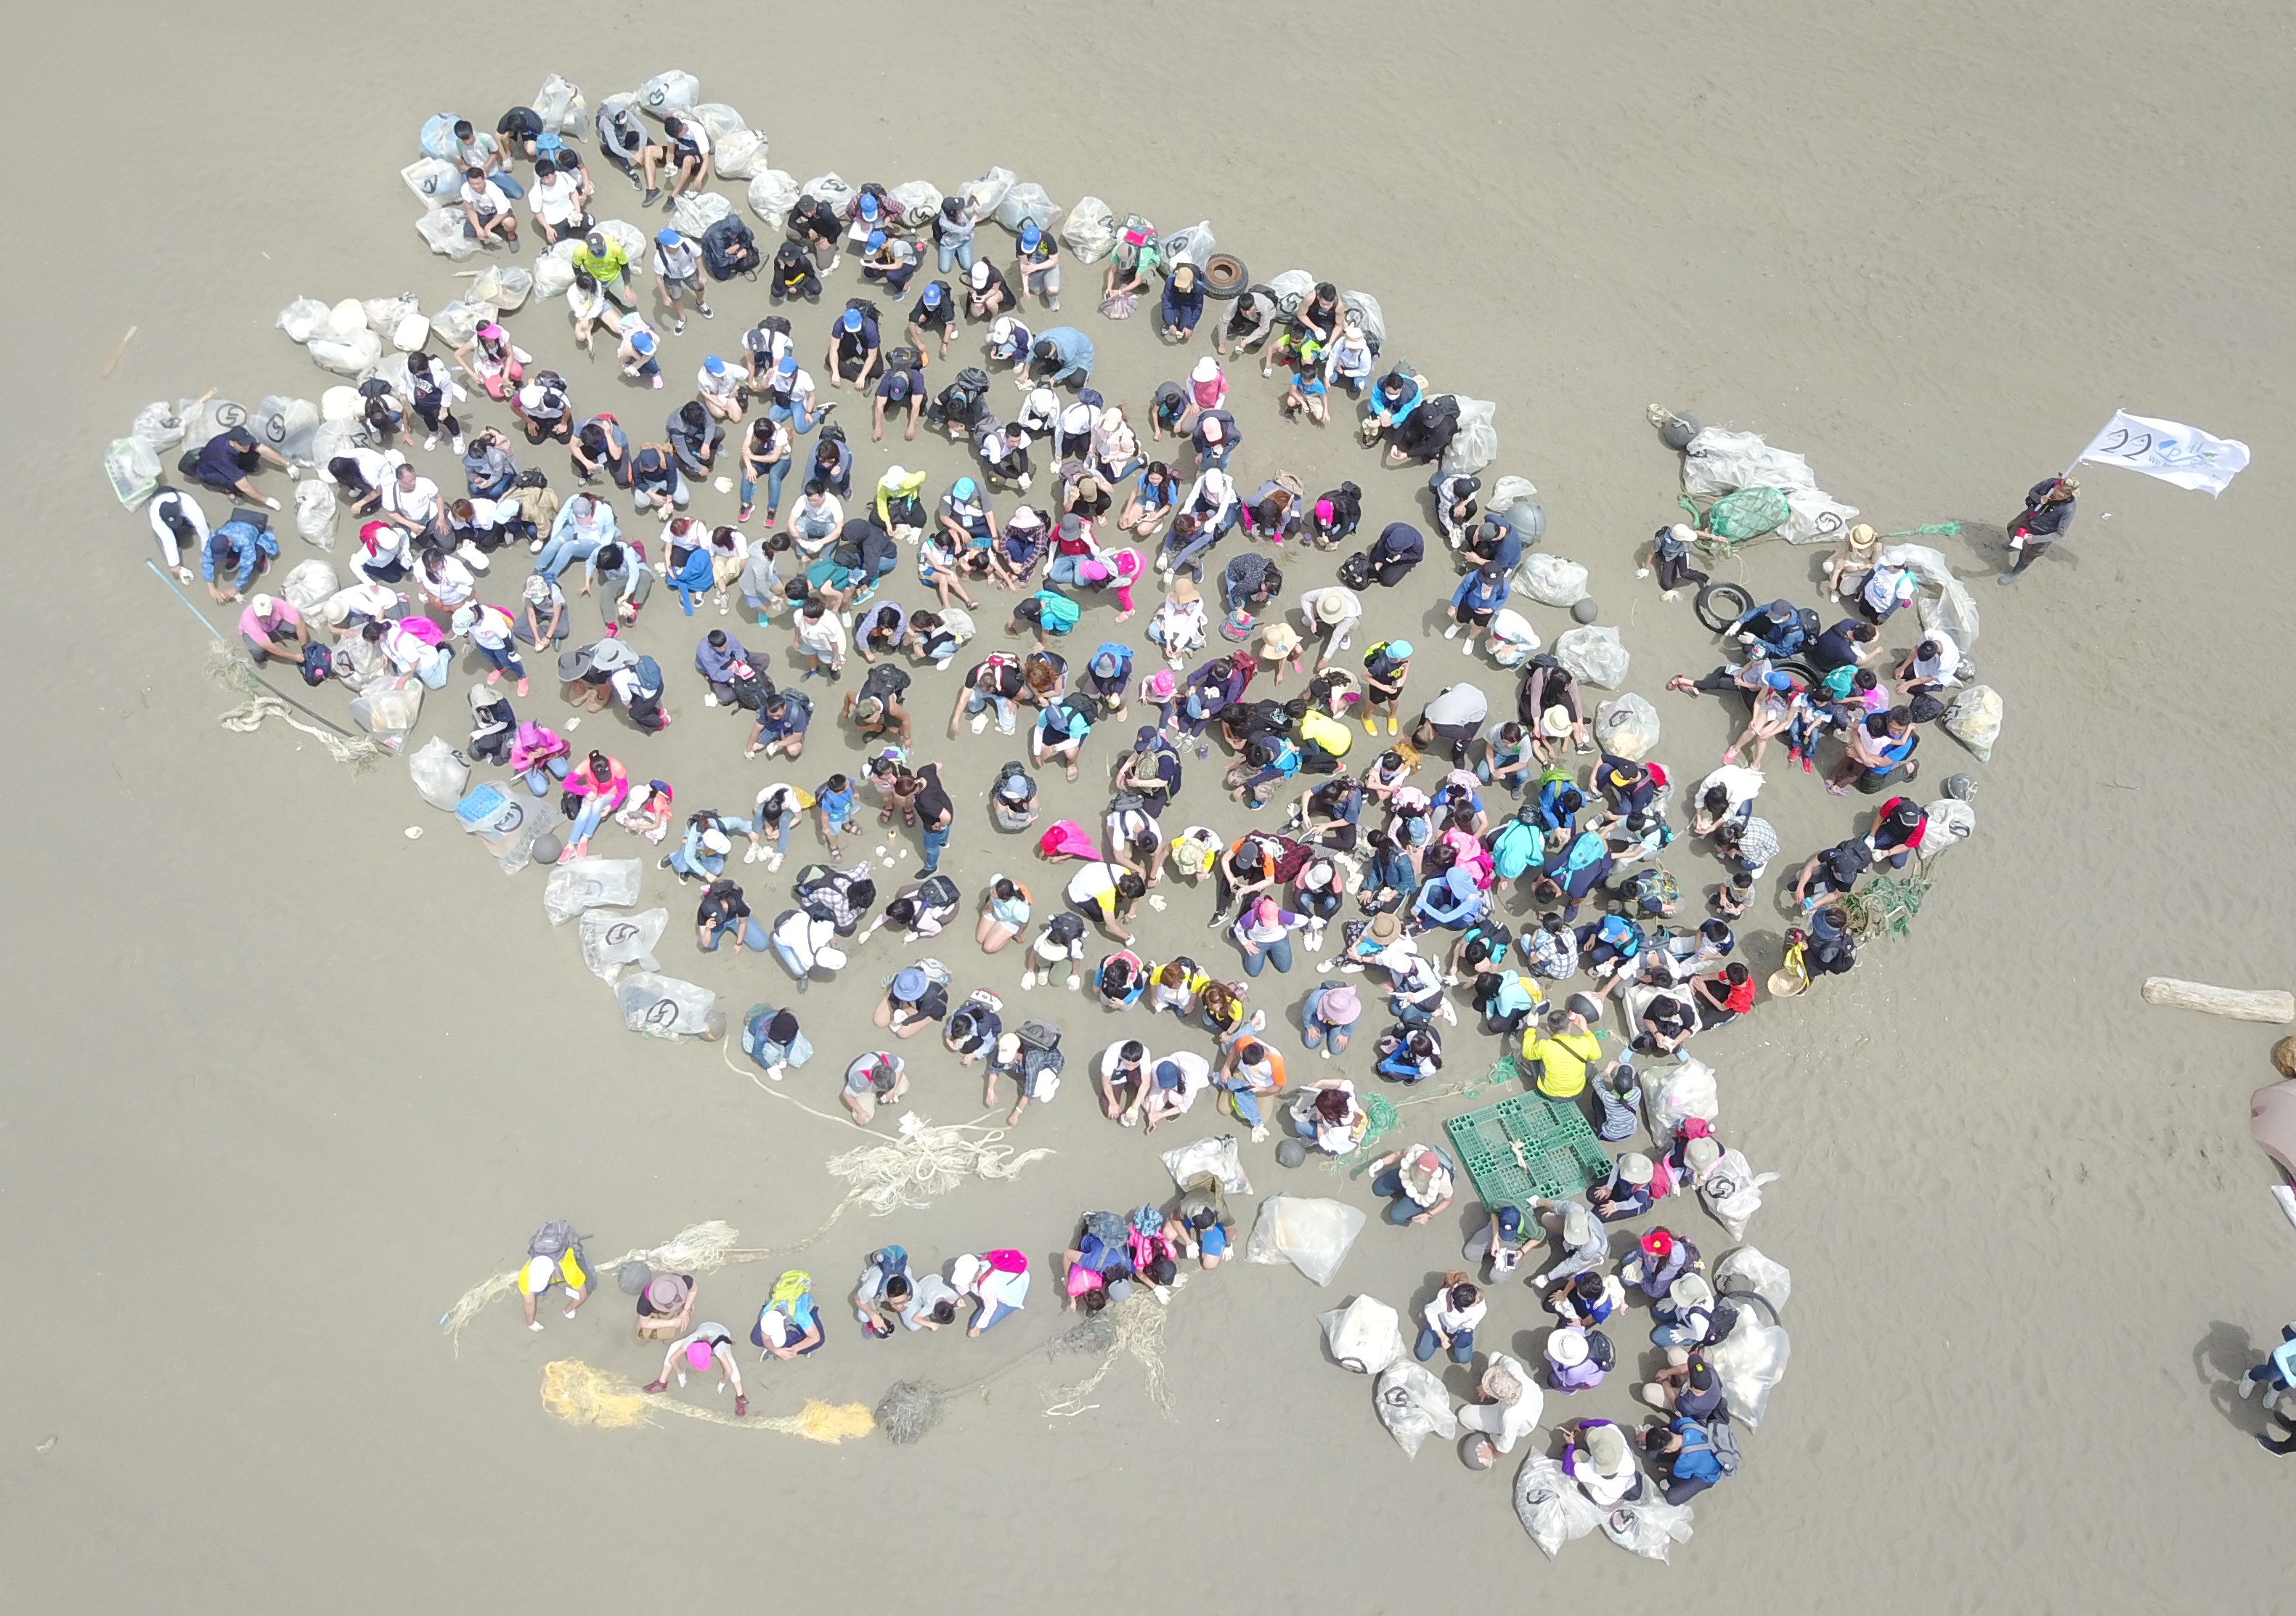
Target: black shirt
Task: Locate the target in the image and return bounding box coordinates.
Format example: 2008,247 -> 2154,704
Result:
965,660 -> 1025,700
912,763 -> 953,828
1813,622 -> 1867,671
698,886 -> 751,927
909,288 -> 955,330
497,107 -> 544,141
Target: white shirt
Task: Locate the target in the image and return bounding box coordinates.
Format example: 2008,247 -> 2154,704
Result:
147,489 -> 211,567
1425,1292 -> 1489,1338
775,910 -> 834,969
381,620 -> 438,674
529,172 -> 582,226
1064,861 -> 1124,916
568,280 -> 607,322
465,604 -> 516,651
1695,763 -> 1765,816
1100,1041 -> 1149,1082
335,447 -> 390,492
1151,1050 -> 1211,1111
794,612 -> 848,659
1422,683 -> 1490,728
383,476 -> 441,525
1910,631 -> 1963,684
698,365 -> 740,402
460,178 -> 511,219
654,237 -> 702,280
419,556 -> 474,607
516,381 -> 568,421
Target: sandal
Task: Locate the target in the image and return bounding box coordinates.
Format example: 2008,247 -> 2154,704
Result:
1666,676 -> 1698,697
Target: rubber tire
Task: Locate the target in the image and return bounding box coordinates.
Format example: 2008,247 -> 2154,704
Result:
1695,580 -> 1754,636
1201,252 -> 1248,301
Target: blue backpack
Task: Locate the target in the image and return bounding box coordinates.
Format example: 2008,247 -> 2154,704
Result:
632,654 -> 664,694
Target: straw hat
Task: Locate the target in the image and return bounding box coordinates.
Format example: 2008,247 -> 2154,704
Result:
1170,575 -> 1200,604
1367,912 -> 1403,943
1257,622 -> 1302,660
1582,1422 -> 1632,1475
1845,521 -> 1878,556
1316,592 -> 1352,624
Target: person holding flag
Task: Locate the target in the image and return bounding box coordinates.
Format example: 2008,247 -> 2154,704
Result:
2000,476 -> 2077,585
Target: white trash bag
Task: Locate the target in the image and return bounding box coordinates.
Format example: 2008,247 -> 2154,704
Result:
1374,1362 -> 1458,1458
959,166 -> 1015,218
544,858 -> 643,926
534,240 -> 579,299
670,191 -> 731,238
579,906 -> 668,982
1595,693 -> 1661,761
715,127 -> 766,180
1696,1146 -> 1778,1241
535,73 -> 586,137
747,169 -> 800,230
429,299 -> 497,349
1057,196 -> 1118,262
995,181 -> 1057,233
471,264 -> 534,311
1243,1195 -> 1367,1287
307,328 -> 383,379
615,972 -> 720,1039
401,157 -> 463,205
1944,684 -> 2002,763
131,401 -> 185,452
1923,796 -> 1977,846
1714,1246 -> 1792,1315
347,684 -> 422,750
178,397 -> 248,452
1441,397 -> 1499,476
1555,625 -> 1629,690
1319,1294 -> 1404,1376
1160,220 -> 1216,269
408,737 -> 471,811
1706,1308 -> 1791,1426
309,418 -> 373,471
688,102 -> 748,142
638,70 -> 699,118
391,312 -> 431,352
361,294 -> 418,336
418,113 -> 460,162
1485,608 -> 1542,668
276,297 -> 332,343
415,208 -> 479,261
1159,1134 -> 1250,1195
1515,1453 -> 1604,1559
282,558 -> 338,615
800,172 -> 854,215
252,395 -> 322,463
104,438 -> 160,508
320,386 -> 360,423
1340,290 -> 1385,354
888,179 -> 943,230
293,479 -> 338,549
1265,269 -> 1316,314
1641,1055 -> 1719,1138
1602,1494 -> 1696,1562
1516,551 -> 1589,607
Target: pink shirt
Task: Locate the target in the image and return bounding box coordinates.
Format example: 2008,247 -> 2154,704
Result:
239,601 -> 301,641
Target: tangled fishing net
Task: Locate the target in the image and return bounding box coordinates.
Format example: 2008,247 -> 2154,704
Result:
875,1294 -> 1173,1444
827,1112 -> 1055,1217
207,646 -> 386,768
440,1221 -> 756,1346
542,1360 -> 874,1442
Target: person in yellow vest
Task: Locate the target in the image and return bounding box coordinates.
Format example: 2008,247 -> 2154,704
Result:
1522,995 -> 1605,1100
517,1221 -> 593,1330
1298,702 -> 1353,771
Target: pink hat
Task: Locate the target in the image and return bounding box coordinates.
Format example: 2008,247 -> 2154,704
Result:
1321,985 -> 1361,1024
477,322 -> 505,341
1145,670 -> 1177,701
683,1339 -> 715,1371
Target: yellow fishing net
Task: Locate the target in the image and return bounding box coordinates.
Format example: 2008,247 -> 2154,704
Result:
542,1360 -> 874,1443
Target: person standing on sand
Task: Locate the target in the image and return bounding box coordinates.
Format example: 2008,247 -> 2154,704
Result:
2000,475 -> 2076,585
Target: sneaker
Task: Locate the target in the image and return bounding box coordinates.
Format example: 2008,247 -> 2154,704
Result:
1047,295 -> 1060,312
704,693 -> 718,707
457,540 -> 491,572
450,437 -> 466,456
1444,623 -> 1462,639
672,318 -> 686,336
1387,716 -> 1399,734
643,187 -> 661,207
423,434 -> 439,452
650,375 -> 663,389
529,537 -> 545,553
970,711 -> 990,734
699,303 -> 713,319
738,504 -> 752,522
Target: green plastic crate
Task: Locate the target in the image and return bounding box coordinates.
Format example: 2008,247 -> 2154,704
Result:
1444,1089 -> 1611,1211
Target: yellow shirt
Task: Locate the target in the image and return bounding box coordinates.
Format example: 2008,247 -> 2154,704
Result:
1299,709 -> 1353,758
1522,1028 -> 1603,1099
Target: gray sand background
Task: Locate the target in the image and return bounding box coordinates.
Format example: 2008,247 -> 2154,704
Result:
6,2 -> 2295,1609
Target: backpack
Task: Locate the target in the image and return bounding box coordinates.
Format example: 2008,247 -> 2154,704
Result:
727,666 -> 773,711
298,643 -> 334,686
885,344 -> 921,373
700,215 -> 757,281
1336,549 -> 1372,590
843,295 -> 882,325
819,418 -> 847,451
632,654 -> 664,695
1706,1417 -> 1742,1476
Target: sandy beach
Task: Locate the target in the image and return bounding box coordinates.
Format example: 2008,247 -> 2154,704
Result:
7,2 -> 2295,1609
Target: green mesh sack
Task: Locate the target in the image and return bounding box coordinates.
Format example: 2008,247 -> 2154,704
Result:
1706,487 -> 1791,540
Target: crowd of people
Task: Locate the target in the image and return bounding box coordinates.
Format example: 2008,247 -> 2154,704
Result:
145,84 -> 2006,1516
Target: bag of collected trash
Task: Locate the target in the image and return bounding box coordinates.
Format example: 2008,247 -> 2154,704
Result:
579,906 -> 668,982
104,438 -> 160,508
1340,290 -> 1385,355
1705,486 -> 1791,541
1922,796 -> 1977,846
638,70 -> 699,117
408,736 -> 471,811
544,857 -> 643,926
1944,684 -> 2001,763
1375,1363 -> 1459,1458
1441,397 -> 1499,476
415,207 -> 480,261
616,972 -> 721,1039
1516,551 -> 1589,607
361,294 -> 419,335
293,479 -> 338,548
1714,1246 -> 1792,1315
401,157 -> 463,205
597,217 -> 648,265
747,169 -> 800,230
534,240 -> 579,299
178,397 -> 250,452
1878,543 -> 1982,647
670,190 -> 732,238
1159,1134 -> 1250,1195
391,312 -> 431,352
309,418 -> 372,471
1554,625 -> 1629,689
251,395 -> 322,463
1059,195 -> 1118,262
1515,1453 -> 1604,1559
1642,1055 -> 1719,1138
715,126 -> 766,180
1780,486 -> 1860,546
800,172 -> 855,215
1492,474 -> 1536,509
276,297 -> 332,343
1243,1195 -> 1367,1286
282,558 -> 337,615
307,328 -> 383,379
1697,1146 -> 1778,1241
995,181 -> 1058,232
455,783 -> 546,872
1601,1493 -> 1695,1562
1680,426 -> 1817,498
1319,1294 -> 1404,1375
418,113 -> 461,161
1485,609 -> 1542,668
688,102 -> 747,143
1595,694 -> 1661,761
1265,269 -> 1316,314
347,683 -> 422,750
131,401 -> 186,452
429,299 -> 497,349
883,179 -> 941,231
470,264 -> 534,311
320,386 -> 359,423
1159,220 -> 1216,269
1705,1307 -> 1790,1426
535,73 -> 586,137
959,165 -> 1016,218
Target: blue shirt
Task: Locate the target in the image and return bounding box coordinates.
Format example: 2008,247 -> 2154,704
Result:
203,521 -> 272,589
1037,326 -> 1095,378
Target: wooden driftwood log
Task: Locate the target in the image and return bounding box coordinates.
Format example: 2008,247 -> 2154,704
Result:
2141,977 -> 2296,1025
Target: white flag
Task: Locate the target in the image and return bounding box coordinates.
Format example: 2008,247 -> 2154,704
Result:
2076,410 -> 2250,497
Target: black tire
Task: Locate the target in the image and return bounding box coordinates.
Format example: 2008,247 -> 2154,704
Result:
1776,659 -> 1818,689
1201,252 -> 1248,301
1695,580 -> 1753,635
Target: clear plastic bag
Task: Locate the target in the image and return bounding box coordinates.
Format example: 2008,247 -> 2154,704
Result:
1485,608 -> 1542,668
638,70 -> 699,118
747,169 -> 800,230
362,294 -> 419,335
534,240 -> 579,299
282,558 -> 338,615
320,386 -> 360,423
457,783 -> 544,871
959,166 -> 1015,218
1242,1195 -> 1366,1286
1319,1294 -> 1404,1375
1641,1055 -> 1719,1138
293,479 -> 338,549
669,191 -> 731,238
687,102 -> 747,142
1159,1134 -> 1250,1194
251,395 -> 322,463
415,208 -> 479,261
544,857 -> 643,926
347,684 -> 422,750
401,157 -> 463,205
1706,1309 -> 1790,1426
104,438 -> 160,508
470,264 -> 535,311
597,218 -> 648,264
306,329 -> 383,380
1714,1246 -> 1791,1315
309,418 -> 373,471
1441,397 -> 1499,475
1945,684 -> 2001,763
1555,625 -> 1629,690
615,972 -> 720,1039
1159,220 -> 1216,268
429,299 -> 497,349
1516,551 -> 1589,606
1266,269 -> 1316,314
1922,797 -> 1977,846
536,73 -> 586,137
131,401 -> 185,452
1697,1146 -> 1778,1241
178,397 -> 249,452
1340,290 -> 1385,354
715,127 -> 765,180
1595,693 -> 1661,760
995,181 -> 1057,233
408,736 -> 471,811
1375,1361 -> 1459,1457
418,113 -> 460,162
800,172 -> 855,215
1515,1453 -> 1604,1559
325,299 -> 368,339
579,906 -> 668,981
1601,1493 -> 1695,1562
276,297 -> 332,343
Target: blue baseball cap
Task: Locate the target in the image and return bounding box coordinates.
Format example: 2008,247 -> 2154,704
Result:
841,309 -> 863,333
1154,1060 -> 1182,1089
777,352 -> 797,374
866,229 -> 887,251
703,354 -> 725,375
921,283 -> 943,307
630,331 -> 657,356
953,476 -> 977,499
655,227 -> 680,245
1019,222 -> 1041,251
1385,639 -> 1414,659
858,193 -> 880,220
